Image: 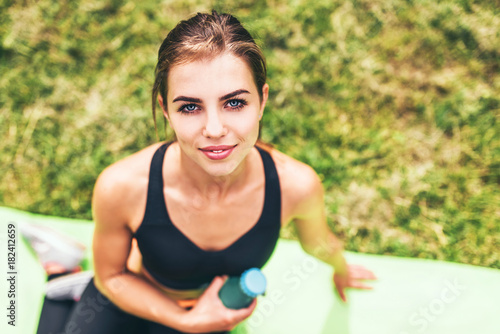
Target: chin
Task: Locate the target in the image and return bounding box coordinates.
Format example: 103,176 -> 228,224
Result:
202,161 -> 240,177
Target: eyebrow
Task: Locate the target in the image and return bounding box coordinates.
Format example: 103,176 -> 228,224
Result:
172,89 -> 250,104
220,89 -> 250,101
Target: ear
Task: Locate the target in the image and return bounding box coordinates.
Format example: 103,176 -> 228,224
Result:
158,95 -> 169,121
259,83 -> 269,120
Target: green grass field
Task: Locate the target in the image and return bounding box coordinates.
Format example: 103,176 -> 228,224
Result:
1,0 -> 498,268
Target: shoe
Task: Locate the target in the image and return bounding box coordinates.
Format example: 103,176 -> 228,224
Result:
46,270 -> 94,301
19,222 -> 86,272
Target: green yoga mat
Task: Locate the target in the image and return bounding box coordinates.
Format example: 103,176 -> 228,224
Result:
1,206 -> 499,334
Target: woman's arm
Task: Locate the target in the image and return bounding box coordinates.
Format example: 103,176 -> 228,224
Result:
91,167 -> 189,329
288,164 -> 375,302
91,164 -> 254,332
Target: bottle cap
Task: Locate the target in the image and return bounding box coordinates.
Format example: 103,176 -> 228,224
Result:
240,268 -> 267,298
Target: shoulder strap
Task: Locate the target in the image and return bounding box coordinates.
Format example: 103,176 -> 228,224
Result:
256,147 -> 282,222
141,142 -> 172,226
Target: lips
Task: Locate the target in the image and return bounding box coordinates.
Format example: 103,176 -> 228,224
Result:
199,145 -> 237,160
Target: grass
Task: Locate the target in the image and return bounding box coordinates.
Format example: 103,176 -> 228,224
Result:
1,0 -> 498,268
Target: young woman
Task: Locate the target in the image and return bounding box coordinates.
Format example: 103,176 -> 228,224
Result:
26,10 -> 375,334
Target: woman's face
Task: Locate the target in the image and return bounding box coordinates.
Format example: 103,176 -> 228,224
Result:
161,53 -> 269,177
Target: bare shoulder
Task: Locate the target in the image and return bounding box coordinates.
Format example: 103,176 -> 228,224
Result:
95,142 -> 163,192
266,147 -> 322,195
264,146 -> 323,221
92,142 -> 165,228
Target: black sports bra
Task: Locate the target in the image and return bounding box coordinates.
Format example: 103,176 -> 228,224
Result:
133,142 -> 281,290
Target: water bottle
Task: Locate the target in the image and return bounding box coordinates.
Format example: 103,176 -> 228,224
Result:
218,268 -> 267,309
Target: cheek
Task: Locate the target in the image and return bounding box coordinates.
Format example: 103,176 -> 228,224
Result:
233,121 -> 259,145
240,120 -> 259,136
228,112 -> 260,136
169,117 -> 202,139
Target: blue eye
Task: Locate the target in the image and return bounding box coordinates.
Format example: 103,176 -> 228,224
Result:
226,99 -> 247,110
179,104 -> 199,113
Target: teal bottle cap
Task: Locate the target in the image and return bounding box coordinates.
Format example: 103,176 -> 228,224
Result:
240,268 -> 267,298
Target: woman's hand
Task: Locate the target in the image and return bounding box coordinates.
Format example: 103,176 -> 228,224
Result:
333,264 -> 377,302
181,276 -> 257,333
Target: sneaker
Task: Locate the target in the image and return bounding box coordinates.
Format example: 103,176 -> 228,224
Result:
46,270 -> 94,301
19,222 -> 86,272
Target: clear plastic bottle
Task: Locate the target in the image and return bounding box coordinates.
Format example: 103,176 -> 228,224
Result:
218,268 -> 267,309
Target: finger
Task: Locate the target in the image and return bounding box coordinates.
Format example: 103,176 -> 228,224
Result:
348,264 -> 375,273
202,276 -> 226,297
348,266 -> 377,280
336,286 -> 347,303
349,281 -> 373,290
349,271 -> 377,280
239,298 -> 258,314
230,298 -> 258,322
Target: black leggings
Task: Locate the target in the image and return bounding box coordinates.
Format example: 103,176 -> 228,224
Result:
36,278 -> 228,334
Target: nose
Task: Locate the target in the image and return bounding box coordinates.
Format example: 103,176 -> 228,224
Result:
202,110 -> 227,138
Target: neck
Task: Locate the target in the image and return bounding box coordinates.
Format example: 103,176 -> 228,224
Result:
178,147 -> 252,201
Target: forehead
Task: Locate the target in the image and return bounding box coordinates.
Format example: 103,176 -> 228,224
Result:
167,53 -> 256,100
